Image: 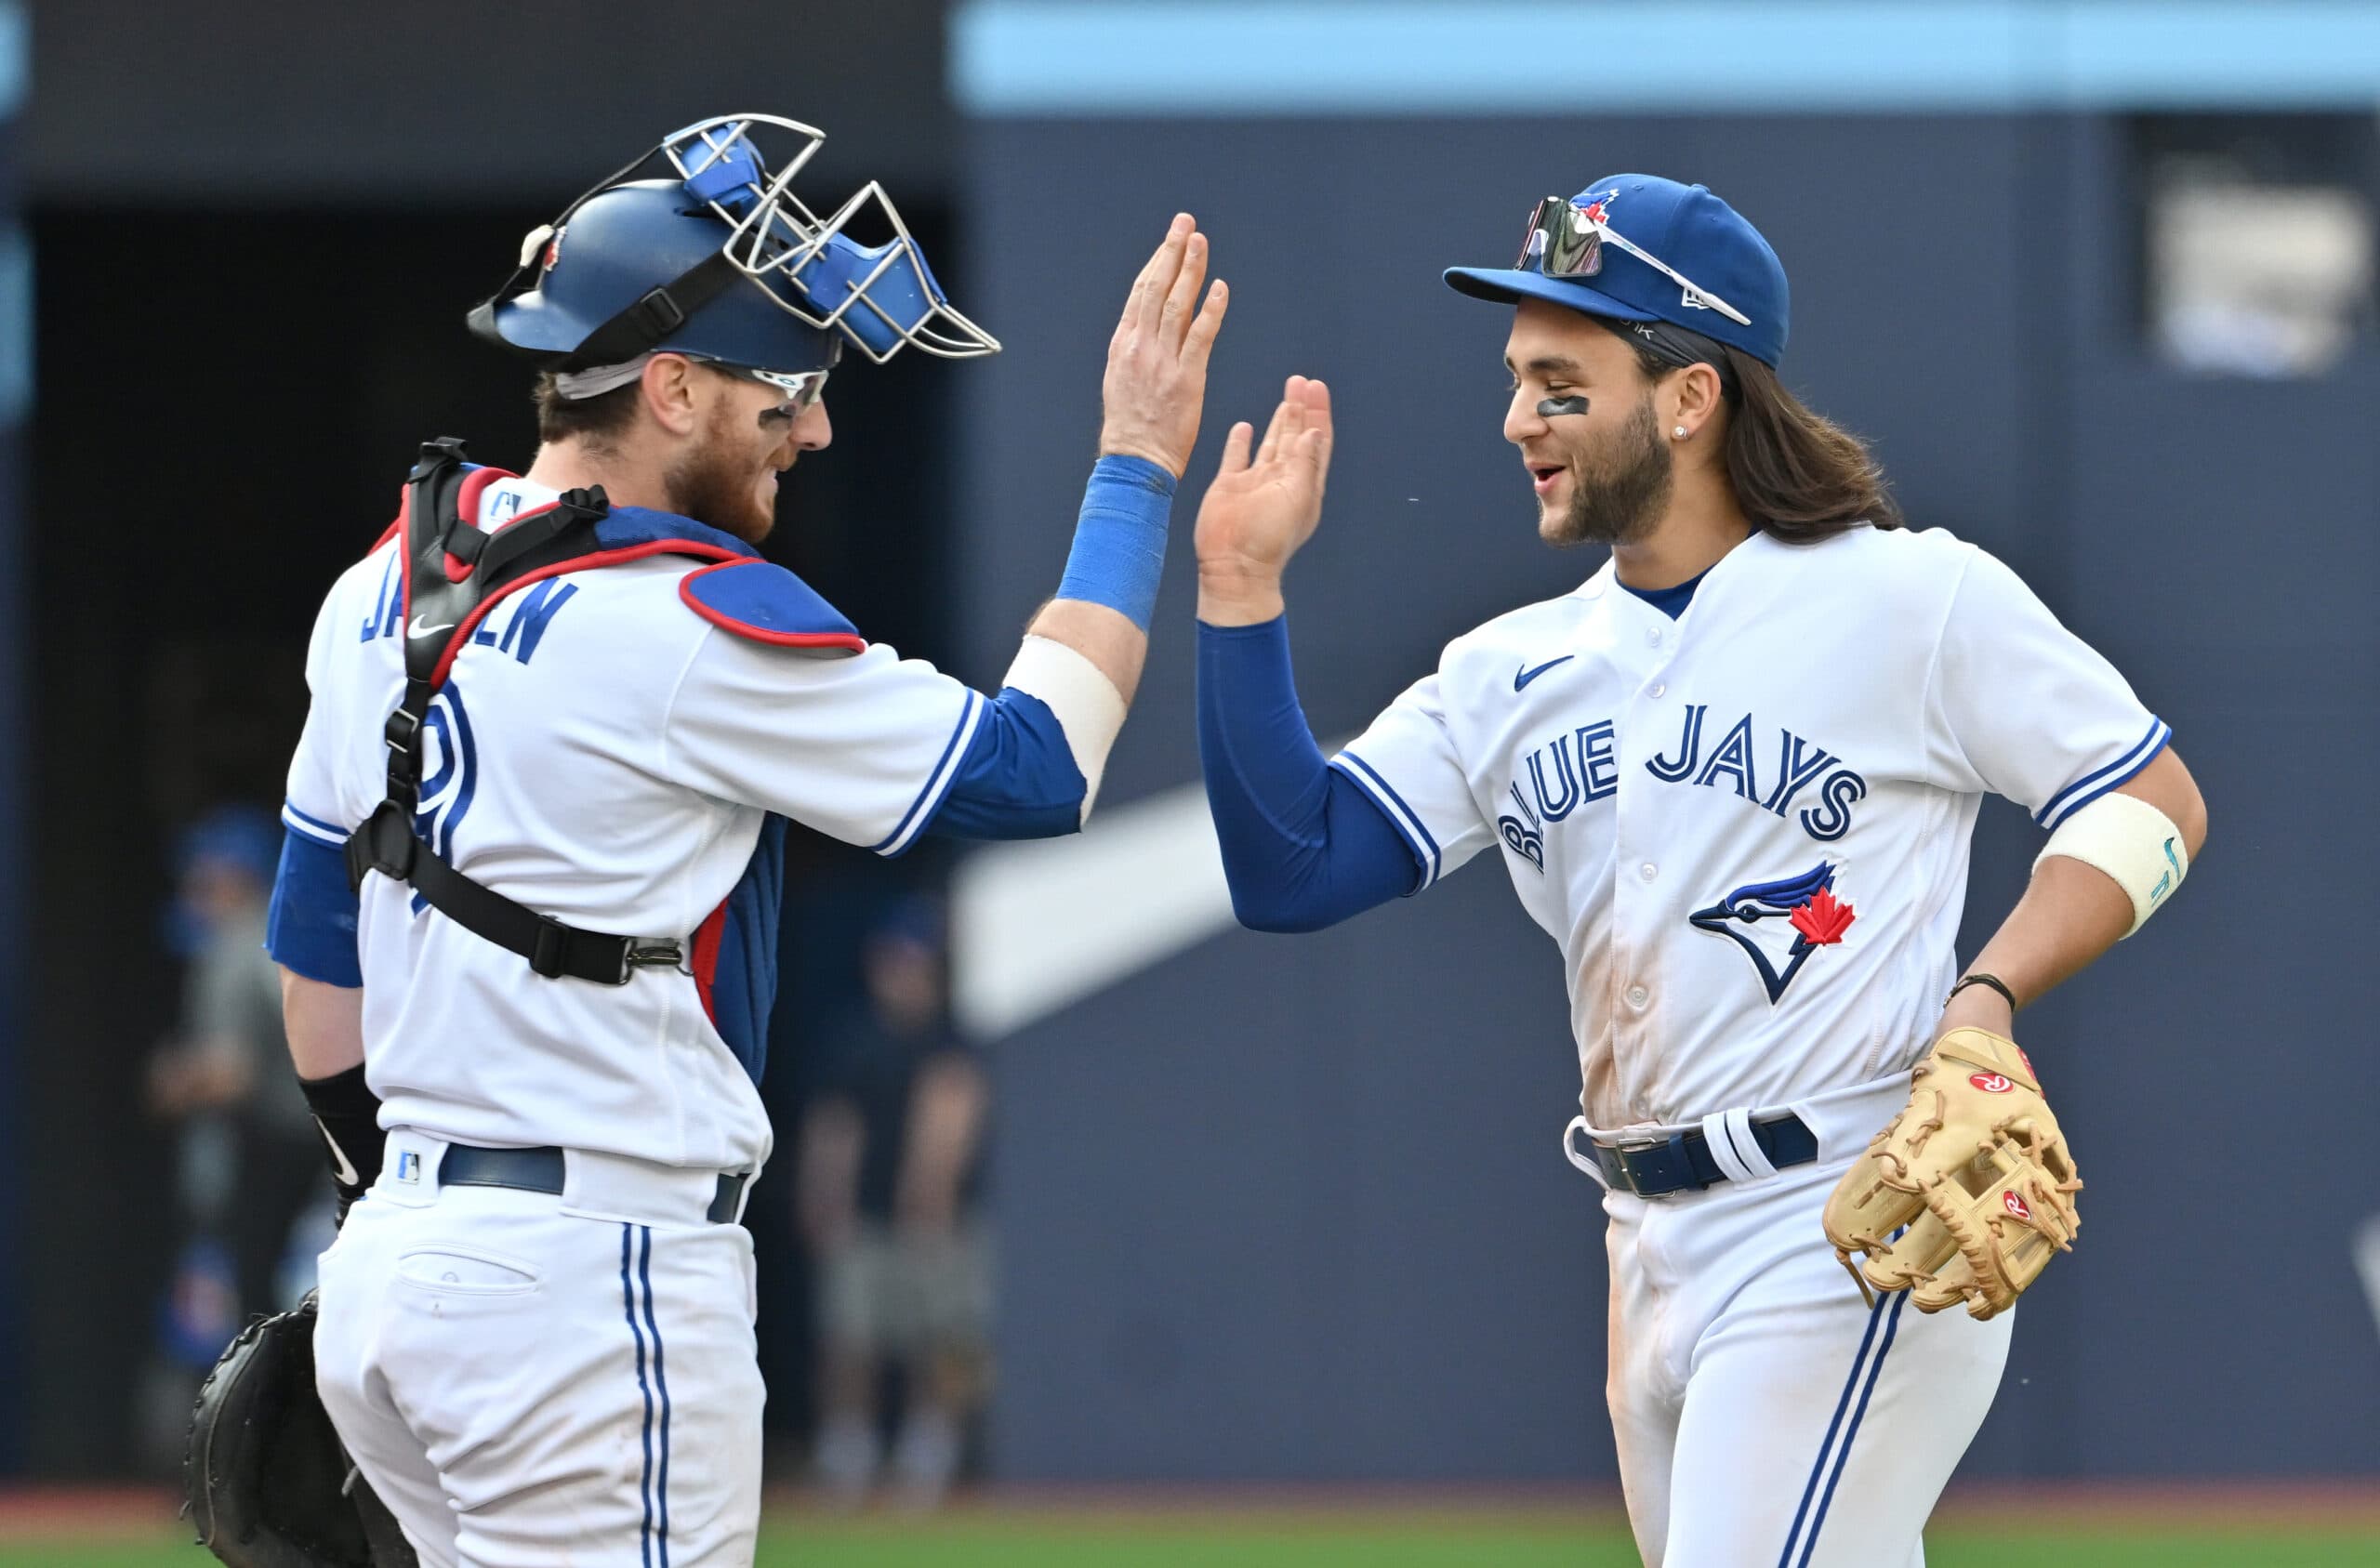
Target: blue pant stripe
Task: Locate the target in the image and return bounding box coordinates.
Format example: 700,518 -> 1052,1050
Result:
1775,1290 -> 1887,1568
1798,1290 -> 1910,1567
622,1224 -> 655,1568
638,1226 -> 673,1567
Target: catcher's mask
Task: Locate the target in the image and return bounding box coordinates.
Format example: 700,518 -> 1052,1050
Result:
469,113 -> 1000,372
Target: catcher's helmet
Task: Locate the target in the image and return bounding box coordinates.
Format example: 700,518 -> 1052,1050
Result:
470,113 -> 998,372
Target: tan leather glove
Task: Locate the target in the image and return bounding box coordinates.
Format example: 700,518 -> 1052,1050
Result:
1821,1028 -> 2082,1321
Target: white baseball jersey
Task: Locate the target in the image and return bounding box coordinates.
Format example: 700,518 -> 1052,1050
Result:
280,476 -> 988,1172
1332,525 -> 2165,1130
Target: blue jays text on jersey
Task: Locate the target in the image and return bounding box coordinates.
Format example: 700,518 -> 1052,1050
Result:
1495,704 -> 1866,875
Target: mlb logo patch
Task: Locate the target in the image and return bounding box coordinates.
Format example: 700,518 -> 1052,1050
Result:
396,1150 -> 423,1184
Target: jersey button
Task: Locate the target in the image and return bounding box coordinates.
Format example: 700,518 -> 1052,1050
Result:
1648,682 -> 1666,698
1626,984 -> 1649,1008
1639,863 -> 1658,881
1646,627 -> 1663,646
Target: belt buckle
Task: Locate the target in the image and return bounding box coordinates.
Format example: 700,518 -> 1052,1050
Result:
618,939 -> 690,983
1608,1128 -> 1686,1198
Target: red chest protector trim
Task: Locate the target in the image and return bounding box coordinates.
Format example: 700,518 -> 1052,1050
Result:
342,437 -> 755,985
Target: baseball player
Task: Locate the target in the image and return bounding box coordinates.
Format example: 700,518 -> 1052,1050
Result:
261,114 -> 1225,1566
1191,174 -> 2207,1565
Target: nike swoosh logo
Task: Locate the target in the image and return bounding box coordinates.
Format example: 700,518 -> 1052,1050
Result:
1514,656 -> 1576,692
316,1116 -> 363,1188
407,614 -> 456,639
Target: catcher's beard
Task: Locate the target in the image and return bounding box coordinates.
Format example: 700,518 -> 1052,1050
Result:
666,397 -> 778,545
1545,390 -> 1673,548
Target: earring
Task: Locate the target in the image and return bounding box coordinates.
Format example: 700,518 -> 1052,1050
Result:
1673,426 -> 1688,439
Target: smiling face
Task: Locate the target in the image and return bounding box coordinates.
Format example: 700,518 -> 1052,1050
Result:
1501,298 -> 1674,548
662,364 -> 832,545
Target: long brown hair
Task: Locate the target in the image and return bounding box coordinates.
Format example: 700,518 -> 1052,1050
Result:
1718,346 -> 1901,538
1618,332 -> 1903,540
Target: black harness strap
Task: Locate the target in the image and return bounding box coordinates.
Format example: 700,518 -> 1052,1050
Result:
342,439 -> 687,985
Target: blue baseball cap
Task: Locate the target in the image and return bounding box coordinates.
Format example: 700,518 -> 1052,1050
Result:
1446,174 -> 1790,367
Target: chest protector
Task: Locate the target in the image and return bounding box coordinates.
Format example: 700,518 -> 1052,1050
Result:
343,437 -> 753,984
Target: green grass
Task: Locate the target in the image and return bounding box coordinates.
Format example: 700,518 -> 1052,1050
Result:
7,1520 -> 2379,1568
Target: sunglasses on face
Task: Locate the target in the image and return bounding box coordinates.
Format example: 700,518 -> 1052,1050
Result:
695,357 -> 832,414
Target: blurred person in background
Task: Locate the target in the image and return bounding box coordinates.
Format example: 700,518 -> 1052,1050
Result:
149,806 -> 325,1322
140,806 -> 330,1469
798,899 -> 989,1510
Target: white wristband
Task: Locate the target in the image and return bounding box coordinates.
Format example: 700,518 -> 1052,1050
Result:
1002,635 -> 1128,825
2033,791 -> 2188,938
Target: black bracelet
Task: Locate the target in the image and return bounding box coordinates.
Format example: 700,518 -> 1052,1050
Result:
1949,972 -> 2018,1012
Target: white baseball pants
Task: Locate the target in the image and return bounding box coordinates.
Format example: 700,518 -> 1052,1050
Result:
1587,1075 -> 2015,1567
313,1132 -> 765,1568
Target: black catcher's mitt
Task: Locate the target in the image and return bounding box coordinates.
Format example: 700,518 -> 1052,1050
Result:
184,1292 -> 417,1568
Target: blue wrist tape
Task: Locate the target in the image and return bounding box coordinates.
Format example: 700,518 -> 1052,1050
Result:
1056,455 -> 1176,632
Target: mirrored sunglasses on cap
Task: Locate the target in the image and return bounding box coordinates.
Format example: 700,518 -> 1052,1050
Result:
1516,195 -> 1753,328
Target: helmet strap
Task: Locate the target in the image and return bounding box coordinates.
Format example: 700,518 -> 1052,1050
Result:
553,249 -> 747,372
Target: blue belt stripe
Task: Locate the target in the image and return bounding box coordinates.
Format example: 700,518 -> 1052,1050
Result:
638,1226 -> 673,1567
1775,1290 -> 1886,1568
622,1224 -> 655,1568
1798,1290 -> 1911,1566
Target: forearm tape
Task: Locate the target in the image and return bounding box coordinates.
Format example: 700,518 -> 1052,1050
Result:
1055,455 -> 1175,631
2034,791 -> 2188,937
1001,638 -> 1125,823
299,1063 -> 384,1212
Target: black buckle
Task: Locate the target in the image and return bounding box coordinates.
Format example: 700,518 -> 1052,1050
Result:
633,287 -> 686,336
411,437 -> 469,480
529,915 -> 571,980
620,940 -> 687,983
384,709 -> 422,754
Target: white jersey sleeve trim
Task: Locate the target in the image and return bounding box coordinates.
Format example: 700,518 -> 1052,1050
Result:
1329,752 -> 1444,889
282,801 -> 352,848
869,688 -> 986,858
2033,717 -> 2170,829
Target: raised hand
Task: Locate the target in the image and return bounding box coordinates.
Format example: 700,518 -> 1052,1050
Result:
1099,214 -> 1230,478
1194,376 -> 1333,626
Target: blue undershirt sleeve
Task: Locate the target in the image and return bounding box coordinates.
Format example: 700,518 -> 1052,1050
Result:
265,828 -> 364,987
1197,616 -> 1424,932
923,687 -> 1088,841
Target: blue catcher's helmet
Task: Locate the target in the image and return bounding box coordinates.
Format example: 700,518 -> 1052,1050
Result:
469,113 -> 998,374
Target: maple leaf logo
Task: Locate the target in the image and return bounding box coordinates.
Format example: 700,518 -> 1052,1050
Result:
1789,888 -> 1856,947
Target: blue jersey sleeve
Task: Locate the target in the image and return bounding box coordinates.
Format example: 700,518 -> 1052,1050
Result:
1197,616 -> 1423,932
266,825 -> 364,987
923,687 -> 1088,841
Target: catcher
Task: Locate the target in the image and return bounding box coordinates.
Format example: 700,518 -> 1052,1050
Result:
1190,174 -> 2209,1563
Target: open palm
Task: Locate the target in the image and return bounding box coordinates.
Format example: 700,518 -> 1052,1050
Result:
1194,376 -> 1334,591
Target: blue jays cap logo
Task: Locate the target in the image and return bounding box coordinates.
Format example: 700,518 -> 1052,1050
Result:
1688,862 -> 1858,1004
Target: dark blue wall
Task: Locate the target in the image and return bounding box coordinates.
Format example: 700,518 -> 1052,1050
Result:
957,113 -> 2380,1479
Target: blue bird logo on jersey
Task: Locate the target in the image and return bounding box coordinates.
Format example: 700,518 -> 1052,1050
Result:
1688,862 -> 1858,1005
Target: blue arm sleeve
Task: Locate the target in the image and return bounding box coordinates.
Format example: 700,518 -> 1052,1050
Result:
265,828 -> 364,987
1197,616 -> 1424,932
923,687 -> 1088,842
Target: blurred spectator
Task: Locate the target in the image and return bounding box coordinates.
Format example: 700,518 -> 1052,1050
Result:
147,809 -> 325,1324
796,898 -> 990,1510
